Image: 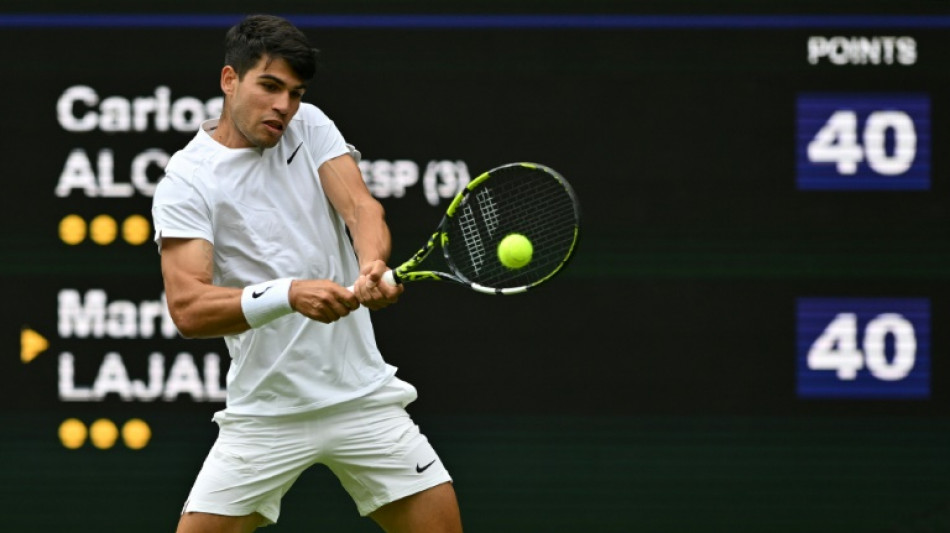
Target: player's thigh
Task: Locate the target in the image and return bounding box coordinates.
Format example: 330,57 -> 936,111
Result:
325,392 -> 452,516
369,482 -> 462,533
176,511 -> 265,533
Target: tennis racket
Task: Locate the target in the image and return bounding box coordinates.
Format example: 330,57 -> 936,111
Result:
361,162 -> 580,295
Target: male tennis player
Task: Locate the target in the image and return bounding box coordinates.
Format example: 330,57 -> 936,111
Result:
152,14 -> 462,533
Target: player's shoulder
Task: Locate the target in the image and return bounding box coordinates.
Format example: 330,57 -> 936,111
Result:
291,102 -> 334,128
164,123 -> 224,183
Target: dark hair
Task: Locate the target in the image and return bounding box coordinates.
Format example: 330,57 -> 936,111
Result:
224,14 -> 318,81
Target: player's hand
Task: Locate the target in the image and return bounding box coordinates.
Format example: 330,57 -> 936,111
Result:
288,279 -> 360,323
353,260 -> 403,311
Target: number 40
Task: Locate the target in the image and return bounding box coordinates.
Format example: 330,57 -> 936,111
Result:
807,313 -> 917,381
807,110 -> 917,176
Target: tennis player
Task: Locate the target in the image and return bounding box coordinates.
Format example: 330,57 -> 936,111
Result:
152,14 -> 463,533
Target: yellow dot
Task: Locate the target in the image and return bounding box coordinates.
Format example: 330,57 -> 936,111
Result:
89,215 -> 117,245
89,418 -> 119,449
122,215 -> 151,246
59,418 -> 87,449
59,215 -> 87,245
121,418 -> 152,450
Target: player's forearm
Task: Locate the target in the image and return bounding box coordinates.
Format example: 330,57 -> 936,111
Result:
166,285 -> 251,338
348,201 -> 393,268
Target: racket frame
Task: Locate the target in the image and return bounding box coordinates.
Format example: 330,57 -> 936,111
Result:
388,162 -> 579,295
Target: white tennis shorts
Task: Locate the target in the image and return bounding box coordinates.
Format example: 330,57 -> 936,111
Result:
181,377 -> 452,526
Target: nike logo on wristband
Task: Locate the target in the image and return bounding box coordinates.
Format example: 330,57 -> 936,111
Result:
416,459 -> 437,473
252,287 -> 272,298
287,142 -> 303,164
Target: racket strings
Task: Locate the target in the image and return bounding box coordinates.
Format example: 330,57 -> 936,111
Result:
457,202 -> 489,276
445,165 -> 579,289
476,187 -> 501,237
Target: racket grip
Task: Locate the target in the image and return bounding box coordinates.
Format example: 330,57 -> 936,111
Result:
346,270 -> 399,292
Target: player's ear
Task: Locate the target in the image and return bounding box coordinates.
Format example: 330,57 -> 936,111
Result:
220,65 -> 238,96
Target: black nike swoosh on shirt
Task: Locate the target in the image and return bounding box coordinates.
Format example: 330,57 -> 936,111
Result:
287,142 -> 303,164
416,459 -> 437,473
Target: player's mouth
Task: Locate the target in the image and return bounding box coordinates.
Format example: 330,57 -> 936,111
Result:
263,120 -> 285,134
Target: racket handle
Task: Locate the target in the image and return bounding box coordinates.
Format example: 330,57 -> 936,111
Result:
346,270 -> 399,292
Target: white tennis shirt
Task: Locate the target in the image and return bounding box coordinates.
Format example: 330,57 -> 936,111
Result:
152,103 -> 396,416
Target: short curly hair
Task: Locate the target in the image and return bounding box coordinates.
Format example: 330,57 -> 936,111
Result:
224,14 -> 318,81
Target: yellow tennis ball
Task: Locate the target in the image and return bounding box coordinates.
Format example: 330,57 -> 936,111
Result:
498,233 -> 533,269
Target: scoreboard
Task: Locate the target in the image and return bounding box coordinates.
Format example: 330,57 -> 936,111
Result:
2,4 -> 950,532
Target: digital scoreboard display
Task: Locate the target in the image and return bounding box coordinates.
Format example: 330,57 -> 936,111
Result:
797,297 -> 931,398
796,93 -> 931,190
2,7 -> 950,532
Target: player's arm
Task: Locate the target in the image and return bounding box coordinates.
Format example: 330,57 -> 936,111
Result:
161,237 -> 357,337
160,237 -> 248,338
319,153 -> 403,308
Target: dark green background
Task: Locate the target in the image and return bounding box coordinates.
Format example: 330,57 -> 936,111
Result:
2,2 -> 950,531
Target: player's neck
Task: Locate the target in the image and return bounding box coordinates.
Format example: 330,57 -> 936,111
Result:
211,111 -> 253,150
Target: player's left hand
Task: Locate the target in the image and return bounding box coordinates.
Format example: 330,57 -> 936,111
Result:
353,260 -> 403,310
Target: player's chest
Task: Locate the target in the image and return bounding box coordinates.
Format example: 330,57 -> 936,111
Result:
224,155 -> 324,215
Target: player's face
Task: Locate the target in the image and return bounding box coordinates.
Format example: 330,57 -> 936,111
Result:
220,55 -> 307,149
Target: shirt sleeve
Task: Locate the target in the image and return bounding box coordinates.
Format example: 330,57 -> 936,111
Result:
298,104 -> 350,168
151,172 -> 214,253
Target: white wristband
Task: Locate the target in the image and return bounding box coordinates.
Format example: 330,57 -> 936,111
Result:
241,278 -> 294,328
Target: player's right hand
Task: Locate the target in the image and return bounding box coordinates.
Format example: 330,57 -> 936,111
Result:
288,279 -> 360,323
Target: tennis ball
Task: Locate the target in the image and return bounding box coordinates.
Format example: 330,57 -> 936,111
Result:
498,233 -> 533,269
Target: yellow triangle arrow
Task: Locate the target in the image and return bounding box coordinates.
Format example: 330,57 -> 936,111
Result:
21,328 -> 49,363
